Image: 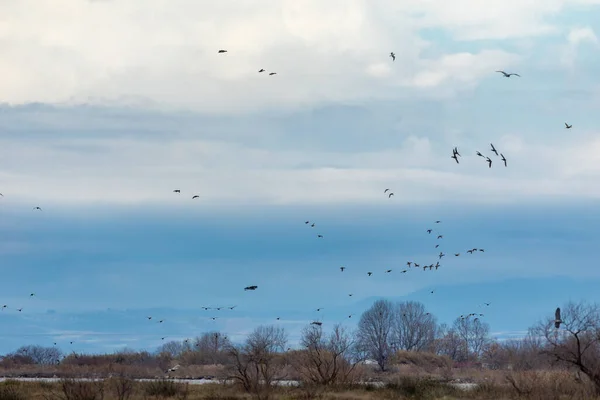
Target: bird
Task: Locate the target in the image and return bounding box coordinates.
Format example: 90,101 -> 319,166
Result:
258,69 -> 265,73
348,294 -> 353,297
427,229 -> 432,234
340,266 -> 345,272
477,151 -> 484,157
401,269 -> 407,273
388,192 -> 394,198
496,70 -> 520,78
484,303 -> 491,306
555,307 -> 562,329
453,147 -> 461,157
385,269 -> 392,273
348,314 -> 354,318
439,252 -> 445,259
435,244 -> 439,248
454,253 -> 460,256
30,293 -> 35,297
565,122 -> 572,129
467,249 -> 474,254
501,153 -> 507,167
244,285 -> 258,291
437,235 -> 443,239
305,221 -> 310,224
435,220 -> 441,224
390,52 -> 396,61
430,290 -> 434,294
33,207 -> 42,211
276,317 -> 280,320
485,157 -> 492,168
311,223 -> 315,227
228,306 -> 236,310
407,261 -> 413,267
317,234 -> 323,238
173,190 -> 180,193
311,321 -> 322,326
158,320 -> 164,323
17,308 -> 22,312
192,195 -> 199,199
451,153 -> 459,164
479,249 -> 485,252
367,272 -> 372,276
384,188 -> 390,193
316,308 -> 324,312
490,143 -> 498,156
269,72 -> 277,76
218,49 -> 227,53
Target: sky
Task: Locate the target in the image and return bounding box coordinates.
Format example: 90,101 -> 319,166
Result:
1,0 -> 600,354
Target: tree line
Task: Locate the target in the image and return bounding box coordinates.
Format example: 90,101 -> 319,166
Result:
2,299 -> 600,396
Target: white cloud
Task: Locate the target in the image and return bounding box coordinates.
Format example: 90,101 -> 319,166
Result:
0,0 -> 597,113
560,26 -> 599,69
0,105 -> 600,207
567,26 -> 598,45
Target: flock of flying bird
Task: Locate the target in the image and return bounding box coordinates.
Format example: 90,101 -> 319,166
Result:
0,49 -> 572,354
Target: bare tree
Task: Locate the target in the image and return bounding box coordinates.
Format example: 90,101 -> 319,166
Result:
453,317 -> 490,360
534,301 -> 600,393
356,299 -> 395,371
392,301 -> 437,352
183,331 -> 231,364
14,345 -> 62,365
434,323 -> 465,361
227,325 -> 287,399
294,323 -> 364,385
156,340 -> 190,357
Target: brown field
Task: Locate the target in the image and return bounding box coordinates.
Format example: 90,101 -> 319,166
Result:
2,360 -> 599,399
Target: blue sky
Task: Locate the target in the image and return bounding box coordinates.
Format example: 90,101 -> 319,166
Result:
1,0 -> 600,354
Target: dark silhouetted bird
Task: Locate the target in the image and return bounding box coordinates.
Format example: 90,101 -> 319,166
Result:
555,307 -> 562,329
565,122 -> 572,129
496,70 -> 520,77
367,272 -> 372,276
269,72 -> 277,76
244,285 -> 258,291
340,266 -> 345,272
490,143 -> 498,156
486,157 -> 492,168
390,52 -> 395,61
501,153 -> 507,167
258,69 -> 265,73
218,49 -> 227,53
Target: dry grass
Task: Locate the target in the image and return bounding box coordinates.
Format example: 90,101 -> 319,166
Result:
1,371 -> 599,400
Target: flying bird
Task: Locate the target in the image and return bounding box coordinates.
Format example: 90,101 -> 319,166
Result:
555,307 -> 562,329
437,235 -> 443,239
192,195 -> 199,199
385,269 -> 392,273
269,72 -> 277,76
490,143 -> 498,156
565,122 -> 572,129
244,285 -> 258,291
477,151 -> 484,157
455,253 -> 460,256
453,147 -> 461,157
33,207 -> 42,211
367,272 -> 372,276
389,52 -> 396,61
173,190 -> 181,193
340,266 -> 345,272
485,157 -> 492,168
388,192 -> 394,198
258,69 -> 265,73
501,153 -> 507,167
384,188 -> 390,193
484,303 -> 491,306
228,306 -> 236,310
218,49 -> 227,53
451,153 -> 459,164
311,321 -> 322,326
427,229 -> 432,234
496,70 -> 520,78
435,220 -> 441,223
317,234 -> 323,238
